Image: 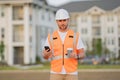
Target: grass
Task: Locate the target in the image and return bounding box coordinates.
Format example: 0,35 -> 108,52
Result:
0,66 -> 18,70
30,64 -> 120,70
0,63 -> 120,70
29,62 -> 50,70
78,64 -> 120,69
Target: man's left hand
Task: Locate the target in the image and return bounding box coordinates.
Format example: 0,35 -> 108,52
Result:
69,52 -> 77,58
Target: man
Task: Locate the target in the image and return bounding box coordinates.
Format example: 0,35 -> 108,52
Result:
43,9 -> 85,80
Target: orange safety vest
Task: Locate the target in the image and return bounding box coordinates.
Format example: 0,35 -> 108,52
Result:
48,29 -> 79,73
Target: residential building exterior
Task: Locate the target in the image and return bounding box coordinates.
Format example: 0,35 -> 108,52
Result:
58,0 -> 120,58
0,0 -> 56,65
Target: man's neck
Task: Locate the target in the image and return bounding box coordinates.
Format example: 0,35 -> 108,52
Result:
59,28 -> 69,33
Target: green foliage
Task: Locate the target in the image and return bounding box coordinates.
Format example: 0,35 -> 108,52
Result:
0,41 -> 5,60
92,39 -> 102,56
96,39 -> 102,55
78,64 -> 120,69
35,55 -> 42,64
0,66 -> 18,70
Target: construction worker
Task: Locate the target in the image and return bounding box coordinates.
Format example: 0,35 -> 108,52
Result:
43,9 -> 85,80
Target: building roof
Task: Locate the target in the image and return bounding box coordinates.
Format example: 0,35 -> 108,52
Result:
0,0 -> 56,11
57,0 -> 120,12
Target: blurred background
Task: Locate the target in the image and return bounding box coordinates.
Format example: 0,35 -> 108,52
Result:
0,0 -> 120,66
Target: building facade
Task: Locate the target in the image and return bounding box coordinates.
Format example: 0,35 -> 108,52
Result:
0,0 -> 56,65
77,6 -> 120,58
58,0 -> 120,58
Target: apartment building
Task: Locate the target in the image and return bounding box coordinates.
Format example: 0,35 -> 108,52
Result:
0,0 -> 56,65
58,0 -> 120,58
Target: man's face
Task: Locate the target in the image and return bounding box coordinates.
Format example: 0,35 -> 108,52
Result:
56,19 -> 69,32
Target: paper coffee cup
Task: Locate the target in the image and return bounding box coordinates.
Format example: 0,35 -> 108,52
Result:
67,48 -> 73,57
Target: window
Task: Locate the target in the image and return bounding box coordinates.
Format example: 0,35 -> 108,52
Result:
46,9 -> 51,21
107,26 -> 114,34
81,17 -> 87,23
107,38 -> 115,45
112,39 -> 114,45
92,27 -> 101,36
1,12 -> 4,17
0,6 -> 5,17
29,7 -> 32,21
1,28 -> 4,38
107,15 -> 113,22
71,15 -> 77,26
29,26 -> 32,42
48,12 -> 51,21
13,25 -> 24,42
81,28 -> 87,34
13,6 -> 23,20
40,27 -> 46,38
92,15 -> 100,24
41,14 -> 44,20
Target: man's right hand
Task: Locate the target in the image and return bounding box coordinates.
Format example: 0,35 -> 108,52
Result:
43,49 -> 52,59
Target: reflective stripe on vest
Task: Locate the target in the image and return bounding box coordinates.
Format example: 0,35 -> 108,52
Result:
52,55 -> 69,60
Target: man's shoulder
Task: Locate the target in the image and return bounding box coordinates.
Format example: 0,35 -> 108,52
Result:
68,29 -> 76,34
52,30 -> 58,35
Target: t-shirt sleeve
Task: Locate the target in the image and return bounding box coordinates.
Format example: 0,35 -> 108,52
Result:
77,35 -> 85,49
43,37 -> 50,50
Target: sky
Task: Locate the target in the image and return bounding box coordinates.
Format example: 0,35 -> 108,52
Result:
46,0 -> 89,7
46,0 -> 70,7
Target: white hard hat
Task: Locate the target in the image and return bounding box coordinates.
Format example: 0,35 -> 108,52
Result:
55,9 -> 70,20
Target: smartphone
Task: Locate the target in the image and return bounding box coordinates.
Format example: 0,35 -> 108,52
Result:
44,46 -> 50,52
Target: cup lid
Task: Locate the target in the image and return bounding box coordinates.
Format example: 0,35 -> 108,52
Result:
67,48 -> 73,50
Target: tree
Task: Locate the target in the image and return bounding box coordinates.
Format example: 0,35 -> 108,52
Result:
0,41 -> 5,63
92,38 -> 102,56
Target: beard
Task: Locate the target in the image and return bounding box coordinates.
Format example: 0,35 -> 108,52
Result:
59,24 -> 68,30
